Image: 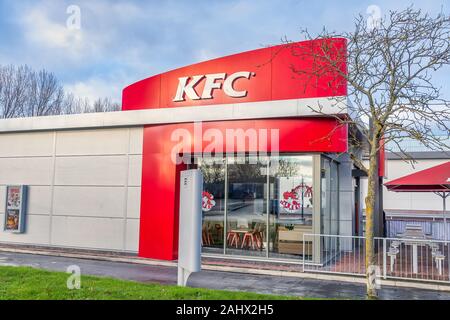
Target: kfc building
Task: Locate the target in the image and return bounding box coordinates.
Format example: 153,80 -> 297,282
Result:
0,39 -> 361,263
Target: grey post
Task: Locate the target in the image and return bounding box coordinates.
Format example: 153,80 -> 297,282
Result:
177,169 -> 203,286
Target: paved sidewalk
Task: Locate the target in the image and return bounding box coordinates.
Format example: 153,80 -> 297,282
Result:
1,251 -> 450,300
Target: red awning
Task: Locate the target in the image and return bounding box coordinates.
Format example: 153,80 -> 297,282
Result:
385,161 -> 450,192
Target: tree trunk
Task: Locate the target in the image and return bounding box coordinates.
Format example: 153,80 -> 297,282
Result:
365,152 -> 378,299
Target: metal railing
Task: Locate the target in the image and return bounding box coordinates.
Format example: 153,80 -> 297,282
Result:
302,234 -> 366,276
378,237 -> 450,283
302,234 -> 450,283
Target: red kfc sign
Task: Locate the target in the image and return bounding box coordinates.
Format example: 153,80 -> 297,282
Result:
122,38 -> 347,110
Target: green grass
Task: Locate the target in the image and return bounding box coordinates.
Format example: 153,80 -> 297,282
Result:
0,266 -> 301,300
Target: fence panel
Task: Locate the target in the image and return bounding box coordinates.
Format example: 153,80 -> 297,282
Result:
302,234 -> 450,284
376,237 -> 450,282
302,234 -> 366,276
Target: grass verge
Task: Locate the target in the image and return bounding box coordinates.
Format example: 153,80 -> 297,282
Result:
0,266 -> 302,300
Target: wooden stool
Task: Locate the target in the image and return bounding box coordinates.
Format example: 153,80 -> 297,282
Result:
227,231 -> 239,248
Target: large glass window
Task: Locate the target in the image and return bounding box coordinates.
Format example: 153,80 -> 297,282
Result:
268,156 -> 314,258
196,154 -> 339,261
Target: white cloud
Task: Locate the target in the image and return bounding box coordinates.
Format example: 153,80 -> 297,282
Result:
64,77 -> 123,103
4,0 -> 448,104
22,7 -> 84,51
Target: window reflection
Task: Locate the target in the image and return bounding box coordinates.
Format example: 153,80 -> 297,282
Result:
269,156 -> 314,258
321,157 -> 340,261
198,158 -> 225,255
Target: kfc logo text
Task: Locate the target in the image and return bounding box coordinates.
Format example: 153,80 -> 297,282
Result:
173,71 -> 255,102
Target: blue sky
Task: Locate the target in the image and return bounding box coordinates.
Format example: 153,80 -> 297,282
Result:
0,0 -> 448,102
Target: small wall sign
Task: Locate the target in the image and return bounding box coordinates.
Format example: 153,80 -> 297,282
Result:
4,185 -> 28,233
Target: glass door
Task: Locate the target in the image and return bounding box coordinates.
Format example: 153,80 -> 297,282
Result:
198,157 -> 226,255
320,157 -> 339,263
225,156 -> 267,257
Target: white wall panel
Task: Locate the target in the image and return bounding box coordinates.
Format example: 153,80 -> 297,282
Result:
51,216 -> 124,250
27,186 -> 52,215
125,219 -> 140,252
54,156 -> 128,186
53,186 -> 125,217
0,132 -> 54,157
0,214 -> 50,244
126,187 -> 141,219
56,128 -> 129,156
384,159 -> 449,211
128,155 -> 142,186
129,127 -> 143,154
0,125 -> 143,253
362,159 -> 450,211
0,158 -> 53,185
0,186 -> 5,214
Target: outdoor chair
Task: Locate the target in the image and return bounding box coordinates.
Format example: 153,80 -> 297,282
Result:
388,247 -> 400,273
430,243 -> 439,254
391,240 -> 401,249
434,252 -> 445,275
431,247 -> 440,257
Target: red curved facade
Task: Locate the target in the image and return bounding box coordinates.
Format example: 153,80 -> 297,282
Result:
122,38 -> 347,110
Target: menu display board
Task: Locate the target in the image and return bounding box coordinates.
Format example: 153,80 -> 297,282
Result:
4,185 -> 28,233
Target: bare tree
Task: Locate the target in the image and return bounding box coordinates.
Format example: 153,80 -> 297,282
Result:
62,93 -> 91,115
0,64 -> 121,117
287,7 -> 450,298
64,96 -> 121,114
90,97 -> 121,113
0,65 -> 30,118
27,69 -> 65,116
